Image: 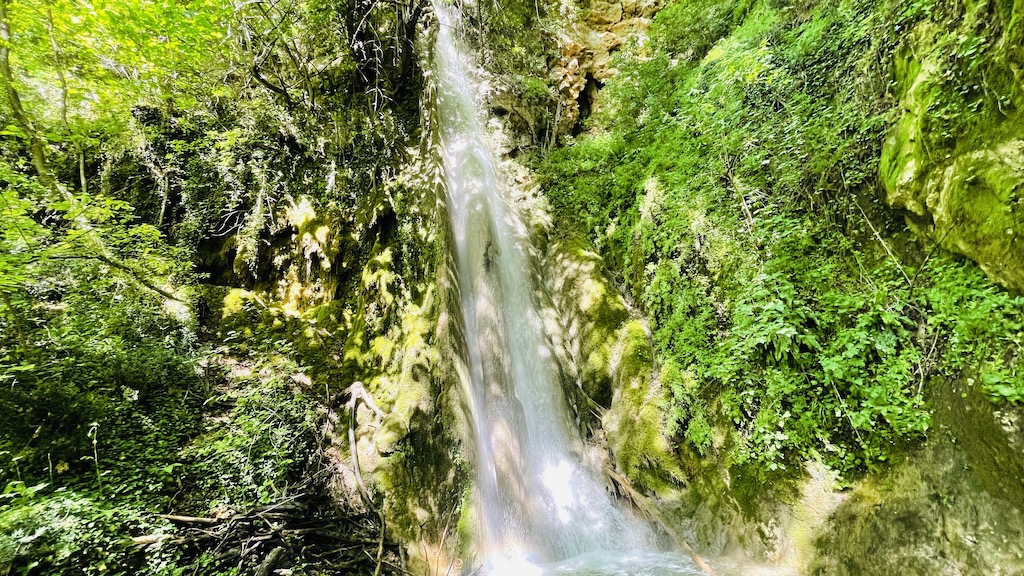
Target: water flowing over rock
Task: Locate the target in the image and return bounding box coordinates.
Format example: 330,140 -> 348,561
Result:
429,3 -> 680,571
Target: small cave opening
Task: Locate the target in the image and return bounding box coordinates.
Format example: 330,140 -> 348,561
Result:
572,74 -> 604,136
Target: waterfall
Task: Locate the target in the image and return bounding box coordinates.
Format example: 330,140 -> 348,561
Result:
429,5 -> 705,574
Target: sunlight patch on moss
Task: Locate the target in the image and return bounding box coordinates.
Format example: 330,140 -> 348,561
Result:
221,288 -> 251,318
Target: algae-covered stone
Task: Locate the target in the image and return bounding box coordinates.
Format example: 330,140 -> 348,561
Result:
879,29 -> 938,217
809,376 -> 1024,575
603,320 -> 685,495
543,241 -> 631,413
925,143 -> 1024,289
810,439 -> 1024,575
881,4 -> 1024,291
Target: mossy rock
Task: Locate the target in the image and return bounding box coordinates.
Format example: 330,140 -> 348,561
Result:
543,241 -> 631,412
882,6 -> 1024,291
924,143 -> 1024,290
931,376 -> 1024,512
603,320 -> 685,496
810,436 -> 1024,575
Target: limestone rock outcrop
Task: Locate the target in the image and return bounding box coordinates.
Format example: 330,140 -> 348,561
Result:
549,0 -> 658,136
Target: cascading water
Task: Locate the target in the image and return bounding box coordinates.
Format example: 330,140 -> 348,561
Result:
429,5 -> 705,575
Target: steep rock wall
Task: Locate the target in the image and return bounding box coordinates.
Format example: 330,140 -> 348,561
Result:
502,0 -> 1024,574
550,0 -> 658,134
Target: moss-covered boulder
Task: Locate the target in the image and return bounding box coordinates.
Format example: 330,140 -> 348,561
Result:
543,241 -> 631,410
881,0 -> 1024,290
602,320 -> 685,495
810,439 -> 1024,575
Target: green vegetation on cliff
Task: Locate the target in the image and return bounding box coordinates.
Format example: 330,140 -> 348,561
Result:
540,0 -> 1024,482
3,0 -> 1023,572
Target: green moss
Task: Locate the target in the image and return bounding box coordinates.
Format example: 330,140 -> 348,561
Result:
545,242 -> 632,412
455,485 -> 479,559
616,320 -> 653,378
372,286 -> 438,454
221,287 -> 256,318
604,320 -> 686,495
539,0 -> 1024,492
881,0 -> 1024,290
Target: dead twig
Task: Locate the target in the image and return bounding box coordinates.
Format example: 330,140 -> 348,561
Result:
854,201 -> 912,288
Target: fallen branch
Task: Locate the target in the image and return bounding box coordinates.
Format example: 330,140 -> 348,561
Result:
146,494 -> 399,575
131,534 -> 181,546
854,201 -> 912,288
158,514 -> 219,525
604,466 -> 716,576
255,546 -> 287,576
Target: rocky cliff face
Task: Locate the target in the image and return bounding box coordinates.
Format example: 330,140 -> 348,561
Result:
480,0 -> 659,153
550,0 -> 659,136
490,0 -> 1024,574
306,0 -> 1024,571
881,0 -> 1024,290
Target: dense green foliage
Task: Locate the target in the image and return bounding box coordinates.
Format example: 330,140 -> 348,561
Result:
0,350 -> 324,575
1,0 -> 424,572
3,0 -> 1023,570
540,0 -> 1024,479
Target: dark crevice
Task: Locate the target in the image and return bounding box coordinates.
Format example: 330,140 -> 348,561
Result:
572,73 -> 604,136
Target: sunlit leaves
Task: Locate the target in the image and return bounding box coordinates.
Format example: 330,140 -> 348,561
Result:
2,0 -> 233,134
0,160 -> 50,293
535,0 -> 1024,480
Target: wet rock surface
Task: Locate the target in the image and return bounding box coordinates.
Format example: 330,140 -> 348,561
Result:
810,440 -> 1024,575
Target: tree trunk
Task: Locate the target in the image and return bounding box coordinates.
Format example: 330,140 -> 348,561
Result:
0,0 -> 56,193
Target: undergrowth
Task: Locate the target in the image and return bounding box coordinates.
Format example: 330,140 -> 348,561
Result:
0,339 -> 324,575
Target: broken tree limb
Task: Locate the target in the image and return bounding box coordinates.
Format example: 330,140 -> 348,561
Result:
131,534 -> 180,546
254,546 -> 287,576
348,389 -> 379,516
157,514 -> 219,525
345,381 -> 390,576
604,466 -> 716,576
347,380 -> 387,419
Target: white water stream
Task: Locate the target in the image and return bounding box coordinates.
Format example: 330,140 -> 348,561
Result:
430,5 -> 705,575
